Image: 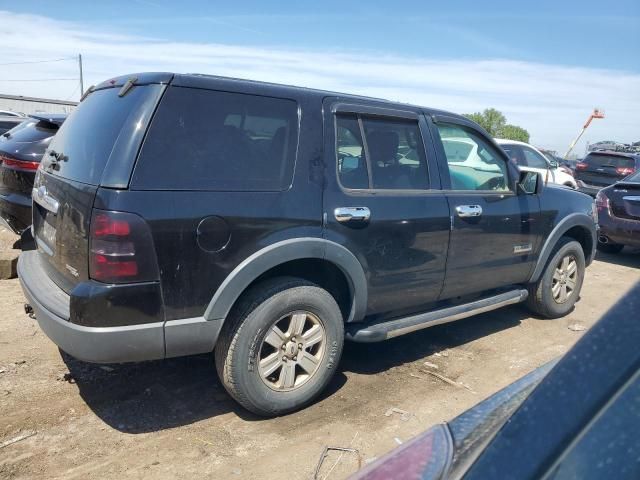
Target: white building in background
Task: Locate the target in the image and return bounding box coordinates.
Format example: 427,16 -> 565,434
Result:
0,93 -> 77,115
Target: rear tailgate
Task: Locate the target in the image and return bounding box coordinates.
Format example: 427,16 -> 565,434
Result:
33,74 -> 169,294
608,182 -> 640,221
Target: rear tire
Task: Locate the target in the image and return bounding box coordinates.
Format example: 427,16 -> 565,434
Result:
597,242 -> 624,254
526,237 -> 585,319
215,277 -> 344,417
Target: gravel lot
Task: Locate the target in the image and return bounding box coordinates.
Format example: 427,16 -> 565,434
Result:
1,237 -> 638,479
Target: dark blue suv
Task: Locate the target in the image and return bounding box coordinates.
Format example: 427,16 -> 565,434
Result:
575,150 -> 640,196
18,73 -> 597,416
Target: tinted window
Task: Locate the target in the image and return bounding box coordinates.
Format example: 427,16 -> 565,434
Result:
336,114 -> 429,190
437,123 -> 510,191
584,153 -> 635,169
336,115 -> 369,189
0,120 -> 57,145
362,117 -> 428,190
624,170 -> 640,182
45,85 -> 163,185
522,146 -> 549,169
133,87 -> 298,191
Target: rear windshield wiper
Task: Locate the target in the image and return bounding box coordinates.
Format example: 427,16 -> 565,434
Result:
46,150 -> 66,170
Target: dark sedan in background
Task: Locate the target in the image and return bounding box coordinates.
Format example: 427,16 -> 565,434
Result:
596,169 -> 640,253
353,282 -> 640,480
0,114 -> 27,135
0,113 -> 66,233
574,150 -> 640,196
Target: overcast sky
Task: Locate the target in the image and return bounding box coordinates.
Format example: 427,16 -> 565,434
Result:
1,1 -> 639,155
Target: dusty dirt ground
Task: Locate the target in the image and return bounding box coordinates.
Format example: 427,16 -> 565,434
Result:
0,237 -> 638,480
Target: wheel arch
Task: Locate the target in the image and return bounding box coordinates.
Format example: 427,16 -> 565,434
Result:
529,213 -> 596,283
203,238 -> 368,324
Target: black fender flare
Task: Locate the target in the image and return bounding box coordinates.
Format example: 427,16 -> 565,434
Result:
203,237 -> 368,323
529,213 -> 597,283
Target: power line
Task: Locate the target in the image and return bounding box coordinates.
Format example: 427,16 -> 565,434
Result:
64,82 -> 81,102
0,57 -> 75,67
0,78 -> 77,82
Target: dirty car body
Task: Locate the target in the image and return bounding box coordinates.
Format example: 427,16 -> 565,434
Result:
0,114 -> 66,233
18,73 -> 597,415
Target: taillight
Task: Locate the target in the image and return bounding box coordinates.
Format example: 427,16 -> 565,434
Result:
352,424 -> 451,479
575,162 -> 588,171
89,209 -> 159,284
595,191 -> 610,212
616,167 -> 635,176
0,154 -> 39,171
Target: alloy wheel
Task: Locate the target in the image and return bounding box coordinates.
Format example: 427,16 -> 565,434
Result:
258,311 -> 327,391
552,254 -> 578,304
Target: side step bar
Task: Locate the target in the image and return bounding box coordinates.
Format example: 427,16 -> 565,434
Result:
346,289 -> 529,343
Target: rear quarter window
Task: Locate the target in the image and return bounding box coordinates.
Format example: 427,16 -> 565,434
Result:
131,87 -> 299,191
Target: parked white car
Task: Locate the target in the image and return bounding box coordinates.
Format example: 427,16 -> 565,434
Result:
496,139 -> 577,189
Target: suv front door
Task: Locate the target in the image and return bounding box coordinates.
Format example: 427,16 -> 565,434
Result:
322,99 -> 450,319
430,115 -> 543,299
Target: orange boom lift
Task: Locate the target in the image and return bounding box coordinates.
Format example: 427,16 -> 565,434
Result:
564,108 -> 605,158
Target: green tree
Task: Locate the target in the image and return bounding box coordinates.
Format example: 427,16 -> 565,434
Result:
463,108 -> 506,137
500,124 -> 530,143
463,108 -> 530,142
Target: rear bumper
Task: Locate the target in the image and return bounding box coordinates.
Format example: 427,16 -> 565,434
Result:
18,251 -> 221,363
0,191 -> 31,233
598,212 -> 640,247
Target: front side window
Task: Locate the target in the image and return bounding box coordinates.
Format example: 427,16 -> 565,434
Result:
133,87 -> 298,191
522,146 -> 550,169
437,123 -> 510,192
336,113 -> 429,190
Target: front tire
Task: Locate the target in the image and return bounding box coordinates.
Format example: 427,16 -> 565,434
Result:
526,237 -> 585,319
215,277 -> 344,416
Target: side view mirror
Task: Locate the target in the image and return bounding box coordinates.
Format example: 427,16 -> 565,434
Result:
548,159 -> 559,168
518,170 -> 543,195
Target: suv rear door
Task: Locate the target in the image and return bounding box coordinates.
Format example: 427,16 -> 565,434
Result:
322,99 -> 450,318
33,75 -> 168,293
429,115 -> 542,299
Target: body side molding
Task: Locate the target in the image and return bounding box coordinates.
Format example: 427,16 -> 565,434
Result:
203,237 -> 368,323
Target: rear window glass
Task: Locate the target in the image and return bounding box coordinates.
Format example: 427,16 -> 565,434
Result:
45,85 -> 163,185
132,87 -> 298,191
584,153 -> 635,169
0,120 -> 57,145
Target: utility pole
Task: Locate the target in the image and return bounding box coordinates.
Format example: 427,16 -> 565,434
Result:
78,54 -> 84,98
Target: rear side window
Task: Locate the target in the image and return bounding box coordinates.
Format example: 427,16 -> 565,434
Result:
132,87 -> 298,191
336,113 -> 429,190
584,153 -> 635,169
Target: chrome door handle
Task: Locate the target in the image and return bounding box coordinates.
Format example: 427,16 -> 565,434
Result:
334,207 -> 371,223
455,205 -> 483,218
